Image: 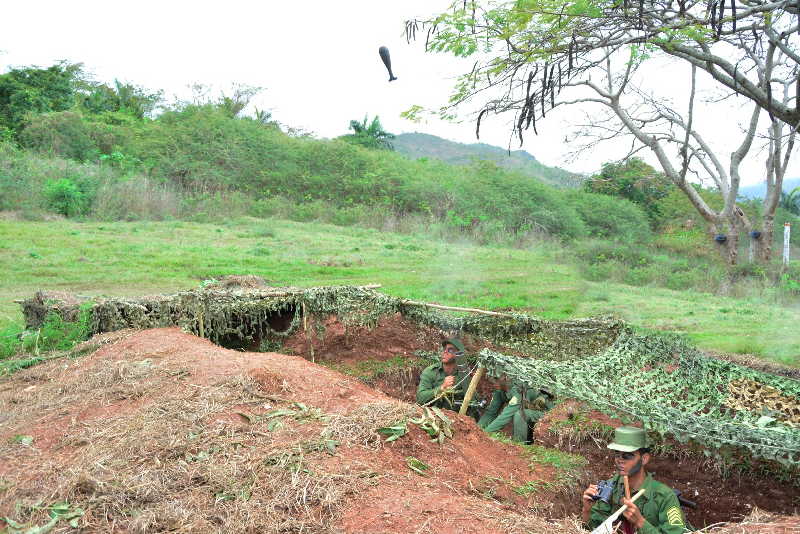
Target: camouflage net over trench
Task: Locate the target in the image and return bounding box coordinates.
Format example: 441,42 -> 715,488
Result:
480,333 -> 800,467
20,282 -> 800,466
21,284 -> 621,360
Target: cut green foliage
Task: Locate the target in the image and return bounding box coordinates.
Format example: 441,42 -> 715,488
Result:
10,435 -> 34,446
410,406 -> 454,444
3,501 -> 84,533
377,422 -> 408,443
406,456 -> 430,476
237,402 -> 326,429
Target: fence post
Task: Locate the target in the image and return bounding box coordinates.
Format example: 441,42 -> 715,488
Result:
784,222 -> 791,268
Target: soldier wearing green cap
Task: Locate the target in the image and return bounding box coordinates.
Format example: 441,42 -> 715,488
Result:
582,426 -> 688,534
416,337 -> 471,410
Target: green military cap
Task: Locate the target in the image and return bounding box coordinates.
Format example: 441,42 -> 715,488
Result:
442,337 -> 466,353
607,426 -> 648,452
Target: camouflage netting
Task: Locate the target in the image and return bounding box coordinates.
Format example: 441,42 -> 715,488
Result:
20,279 -> 799,466
20,281 -> 622,360
480,333 -> 800,466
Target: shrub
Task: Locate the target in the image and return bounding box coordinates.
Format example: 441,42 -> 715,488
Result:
567,191 -> 652,242
43,178 -> 85,217
287,201 -> 328,222
624,266 -> 659,286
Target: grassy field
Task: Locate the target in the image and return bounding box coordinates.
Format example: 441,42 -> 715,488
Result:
1,217 -> 798,366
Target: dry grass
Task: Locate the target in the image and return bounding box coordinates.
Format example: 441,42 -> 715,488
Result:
694,508 -> 800,533
0,367 -> 376,533
322,401 -> 420,449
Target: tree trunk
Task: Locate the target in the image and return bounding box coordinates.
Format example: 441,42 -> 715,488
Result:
711,219 -> 742,267
759,217 -> 775,263
725,224 -> 740,266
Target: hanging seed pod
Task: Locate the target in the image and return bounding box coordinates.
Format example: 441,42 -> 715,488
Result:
476,108 -> 488,140
526,70 -> 535,101
568,40 -> 574,75
718,0 -> 725,38
517,109 -> 526,144
558,62 -> 563,91
731,0 -> 736,31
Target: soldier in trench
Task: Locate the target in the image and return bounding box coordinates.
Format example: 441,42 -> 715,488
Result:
477,375 -> 555,443
416,337 -> 471,410
582,426 -> 688,534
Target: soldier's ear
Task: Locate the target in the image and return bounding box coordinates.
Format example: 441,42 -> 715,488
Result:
640,452 -> 651,466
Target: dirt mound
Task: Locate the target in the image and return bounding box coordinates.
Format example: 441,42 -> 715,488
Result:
0,328 -> 583,533
534,401 -> 800,529
204,275 -> 272,290
704,510 -> 800,533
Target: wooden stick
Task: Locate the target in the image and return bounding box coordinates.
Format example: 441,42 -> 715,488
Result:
459,366 -> 485,416
623,475 -> 631,501
402,300 -> 514,317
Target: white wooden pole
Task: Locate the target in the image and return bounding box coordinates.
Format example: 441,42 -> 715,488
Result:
784,222 -> 791,267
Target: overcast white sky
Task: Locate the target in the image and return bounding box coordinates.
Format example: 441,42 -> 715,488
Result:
0,1 -> 795,183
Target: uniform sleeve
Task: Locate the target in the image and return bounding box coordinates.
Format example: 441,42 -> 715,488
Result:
416,367 -> 439,405
587,499 -> 612,529
639,492 -> 688,534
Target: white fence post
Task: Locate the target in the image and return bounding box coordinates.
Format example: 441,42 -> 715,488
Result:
784,222 -> 791,267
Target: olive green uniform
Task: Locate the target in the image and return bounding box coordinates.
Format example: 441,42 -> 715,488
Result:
415,362 -> 471,410
478,383 -> 554,442
587,474 -> 688,534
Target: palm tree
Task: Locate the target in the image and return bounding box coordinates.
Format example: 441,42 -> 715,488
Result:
343,115 -> 395,150
779,186 -> 800,216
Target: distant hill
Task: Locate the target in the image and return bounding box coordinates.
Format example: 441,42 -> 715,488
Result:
739,178 -> 800,199
393,132 -> 582,187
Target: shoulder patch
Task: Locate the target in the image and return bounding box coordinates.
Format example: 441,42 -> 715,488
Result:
508,396 -> 519,406
666,507 -> 684,526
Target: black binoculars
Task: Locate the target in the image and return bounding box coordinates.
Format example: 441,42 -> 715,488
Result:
590,479 -> 615,504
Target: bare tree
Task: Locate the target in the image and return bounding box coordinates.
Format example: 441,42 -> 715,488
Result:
407,0 -> 800,265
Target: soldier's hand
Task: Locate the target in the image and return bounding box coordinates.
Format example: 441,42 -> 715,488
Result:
582,485 -> 598,510
621,498 -> 645,529
441,376 -> 456,390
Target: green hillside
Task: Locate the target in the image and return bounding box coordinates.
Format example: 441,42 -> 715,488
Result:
392,132 -> 582,187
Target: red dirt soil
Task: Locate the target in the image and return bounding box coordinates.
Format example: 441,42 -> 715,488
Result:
0,328 -> 563,533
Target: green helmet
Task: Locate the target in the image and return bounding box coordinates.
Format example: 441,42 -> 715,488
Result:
607,426 -> 648,452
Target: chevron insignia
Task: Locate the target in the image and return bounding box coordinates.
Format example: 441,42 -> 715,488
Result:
508,395 -> 519,406
666,507 -> 684,526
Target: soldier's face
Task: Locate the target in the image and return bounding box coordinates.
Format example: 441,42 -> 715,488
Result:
614,450 -> 649,476
441,345 -> 458,367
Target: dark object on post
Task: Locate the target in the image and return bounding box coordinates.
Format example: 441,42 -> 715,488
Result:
590,479 -> 615,504
714,234 -> 727,243
750,230 -> 762,239
378,46 -> 398,82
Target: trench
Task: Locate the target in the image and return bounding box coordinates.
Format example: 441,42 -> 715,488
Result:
215,305 -> 297,351
266,313 -> 800,530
